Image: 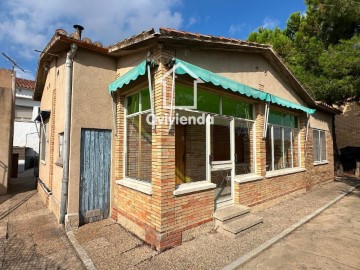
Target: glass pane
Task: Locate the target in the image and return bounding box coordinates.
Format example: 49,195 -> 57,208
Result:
266,126 -> 272,171
127,93 -> 139,115
126,115 -> 139,179
283,114 -> 298,128
212,169 -> 232,203
222,96 -> 253,119
235,120 -> 252,175
284,128 -> 292,168
139,114 -> 152,182
313,130 -> 320,162
175,117 -> 207,184
175,84 -> 194,106
320,131 -> 326,161
197,90 -> 220,113
273,126 -> 283,170
211,117 -> 231,161
268,109 -> 283,126
141,88 -> 151,111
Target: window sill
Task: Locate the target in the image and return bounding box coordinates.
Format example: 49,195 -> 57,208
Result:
234,174 -> 263,184
174,181 -> 216,196
116,178 -> 152,195
314,161 -> 329,166
266,167 -> 306,178
40,160 -> 46,165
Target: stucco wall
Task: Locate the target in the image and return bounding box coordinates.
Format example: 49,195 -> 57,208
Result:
116,49 -> 149,78
0,69 -> 14,194
310,110 -> 332,132
175,49 -> 305,105
67,48 -> 116,215
38,58 -> 57,189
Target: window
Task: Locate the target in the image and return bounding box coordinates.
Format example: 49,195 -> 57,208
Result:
266,110 -> 299,171
175,83 -> 253,120
125,89 -> 152,183
15,105 -> 33,121
59,133 -> 64,159
41,124 -> 47,162
313,129 -> 327,163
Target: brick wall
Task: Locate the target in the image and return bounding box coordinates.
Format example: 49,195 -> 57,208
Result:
335,101 -> 360,149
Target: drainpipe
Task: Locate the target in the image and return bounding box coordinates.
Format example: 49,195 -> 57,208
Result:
60,43 -> 77,224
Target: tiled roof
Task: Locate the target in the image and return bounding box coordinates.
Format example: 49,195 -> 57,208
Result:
159,27 -> 270,48
16,77 -> 35,90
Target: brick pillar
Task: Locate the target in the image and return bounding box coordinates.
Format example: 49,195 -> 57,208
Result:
148,48 -> 180,250
255,103 -> 267,176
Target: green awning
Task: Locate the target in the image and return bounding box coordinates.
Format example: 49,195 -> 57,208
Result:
174,59 -> 316,115
109,60 -> 147,92
108,58 -> 316,115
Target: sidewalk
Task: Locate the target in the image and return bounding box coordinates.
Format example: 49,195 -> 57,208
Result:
0,170 -> 84,269
240,187 -> 360,269
72,177 -> 359,270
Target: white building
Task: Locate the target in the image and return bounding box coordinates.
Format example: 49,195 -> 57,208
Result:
13,78 -> 40,173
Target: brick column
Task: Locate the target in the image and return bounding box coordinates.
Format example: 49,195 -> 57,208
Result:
255,103 -> 267,176
149,48 -> 179,250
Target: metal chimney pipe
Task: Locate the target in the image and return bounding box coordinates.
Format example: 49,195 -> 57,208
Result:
73,24 -> 84,40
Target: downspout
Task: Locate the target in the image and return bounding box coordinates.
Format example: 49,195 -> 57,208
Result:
60,43 -> 77,224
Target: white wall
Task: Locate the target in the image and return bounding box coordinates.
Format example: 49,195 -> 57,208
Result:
13,87 -> 40,172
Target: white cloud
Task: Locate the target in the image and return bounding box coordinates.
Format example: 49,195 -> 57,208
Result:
186,17 -> 198,28
228,23 -> 246,35
261,17 -> 280,29
0,0 -> 183,61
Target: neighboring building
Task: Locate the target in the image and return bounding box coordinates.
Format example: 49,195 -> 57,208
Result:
13,78 -> 40,173
34,27 -> 340,251
335,100 -> 360,173
0,68 -> 15,194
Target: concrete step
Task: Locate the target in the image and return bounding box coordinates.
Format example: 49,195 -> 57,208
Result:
221,214 -> 263,235
213,205 -> 250,222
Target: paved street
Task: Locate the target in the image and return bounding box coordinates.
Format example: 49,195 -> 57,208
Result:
0,171 -> 83,269
1,172 -> 359,270
241,187 -> 360,270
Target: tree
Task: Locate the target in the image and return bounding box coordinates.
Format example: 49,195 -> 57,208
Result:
247,0 -> 360,104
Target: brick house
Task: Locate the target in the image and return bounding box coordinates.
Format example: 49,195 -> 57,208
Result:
35,27 -> 340,250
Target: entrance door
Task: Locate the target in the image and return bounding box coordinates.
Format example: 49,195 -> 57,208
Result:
207,116 -> 234,208
80,129 -> 111,224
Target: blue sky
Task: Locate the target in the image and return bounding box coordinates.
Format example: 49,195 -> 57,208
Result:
0,0 -> 306,80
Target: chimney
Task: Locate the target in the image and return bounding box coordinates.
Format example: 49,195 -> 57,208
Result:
73,24 -> 84,40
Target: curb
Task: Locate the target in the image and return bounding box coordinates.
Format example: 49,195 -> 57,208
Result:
66,230 -> 97,270
222,184 -> 359,270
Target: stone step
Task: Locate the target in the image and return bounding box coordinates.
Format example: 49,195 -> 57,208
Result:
213,205 -> 250,222
221,214 -> 263,235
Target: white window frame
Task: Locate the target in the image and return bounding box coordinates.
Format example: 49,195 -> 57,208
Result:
267,123 -> 300,172
313,129 -> 327,164
59,133 -> 64,159
123,90 -> 152,183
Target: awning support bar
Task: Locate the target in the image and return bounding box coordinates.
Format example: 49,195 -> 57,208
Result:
147,62 -> 155,130
263,102 -> 270,138
168,67 -> 176,133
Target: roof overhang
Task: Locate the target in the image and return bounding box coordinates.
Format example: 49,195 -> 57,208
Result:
315,101 -> 342,115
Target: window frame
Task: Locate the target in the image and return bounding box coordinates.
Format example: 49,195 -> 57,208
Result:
266,117 -> 301,172
313,129 -> 327,164
123,88 -> 152,183
59,133 -> 64,159
40,123 -> 47,162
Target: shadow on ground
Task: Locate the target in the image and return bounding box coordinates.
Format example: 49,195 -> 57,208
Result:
0,169 -> 84,269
